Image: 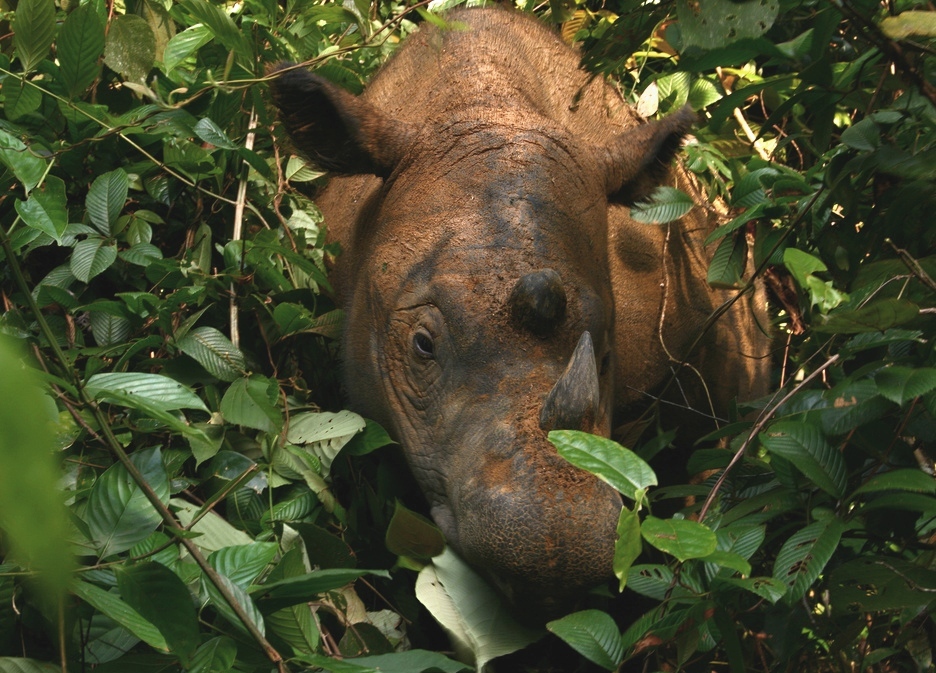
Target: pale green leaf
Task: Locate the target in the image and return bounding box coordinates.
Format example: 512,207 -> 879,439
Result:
85,372 -> 208,412
171,499 -> 254,553
613,505 -> 641,591
814,298 -> 919,333
179,0 -> 252,67
547,610 -> 623,671
880,11 -> 936,39
202,572 -> 265,637
549,430 -> 656,501
209,543 -> 278,589
287,410 -> 365,475
162,24 -> 212,74
177,326 -> 246,381
104,15 -> 156,83
385,500 -> 446,561
677,0 -> 779,49
851,468 -> 936,497
641,516 -> 717,562
0,659 -> 61,673
220,376 -> 282,432
14,176 -> 67,242
0,128 -> 47,194
252,568 -> 391,612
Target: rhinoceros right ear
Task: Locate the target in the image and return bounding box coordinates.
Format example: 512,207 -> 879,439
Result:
268,63 -> 414,178
604,105 -> 697,205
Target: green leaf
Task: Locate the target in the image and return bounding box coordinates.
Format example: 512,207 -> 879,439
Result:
88,311 -> 131,347
85,447 -> 169,558
252,569 -> 391,613
385,500 -> 446,561
677,0 -> 779,49
70,237 -> 118,283
813,298 -> 919,333
641,516 -> 717,562
85,372 -> 208,412
208,543 -> 278,589
772,517 -> 844,603
700,550 -> 751,576
12,0 -> 55,72
713,576 -> 786,603
187,637 -> 237,673
15,176 -> 67,242
626,564 -> 698,600
879,11 -> 936,39
0,659 -> 61,673
706,232 -> 747,289
220,376 -> 282,432
629,186 -> 694,224
171,499 -> 254,553
115,562 -> 200,662
851,468 -> 936,498
104,14 -> 156,83
783,247 -> 826,284
176,326 -> 246,381
202,571 -> 265,638
760,420 -> 847,497
286,410 -> 366,476
86,169 -> 129,236
547,610 -> 623,671
162,24 -> 212,74
58,4 -> 106,97
830,557 -> 936,612
874,366 -> 936,406
179,0 -> 252,68
193,118 -> 239,150
72,580 -> 168,651
548,430 -> 656,501
295,651 -> 471,673
840,118 -> 880,151
613,505 -> 642,591
263,546 -> 320,654
4,77 -> 43,120
0,128 -> 47,194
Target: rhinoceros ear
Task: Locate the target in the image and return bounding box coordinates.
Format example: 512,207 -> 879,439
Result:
268,63 -> 414,178
604,105 -> 697,205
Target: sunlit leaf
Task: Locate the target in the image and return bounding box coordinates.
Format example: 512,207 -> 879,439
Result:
104,15 -> 156,83
641,516 -> 717,562
613,505 -> 642,591
86,372 -> 208,412
549,430 -> 656,501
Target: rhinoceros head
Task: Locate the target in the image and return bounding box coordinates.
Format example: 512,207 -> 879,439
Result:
271,65 -> 694,614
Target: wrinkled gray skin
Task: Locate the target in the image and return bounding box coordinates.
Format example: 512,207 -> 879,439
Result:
271,8 -> 769,615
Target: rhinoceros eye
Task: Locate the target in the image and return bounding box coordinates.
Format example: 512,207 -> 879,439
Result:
413,330 -> 435,359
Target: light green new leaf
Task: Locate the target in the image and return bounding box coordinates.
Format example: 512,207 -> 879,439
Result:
58,4 -> 106,97
773,517 -> 845,603
13,0 -> 55,72
115,562 -> 200,662
86,372 -> 208,412
613,505 -> 641,591
104,15 -> 156,83
386,500 -> 446,561
208,543 -> 278,589
630,186 -> 694,224
759,420 -> 847,498
641,516 -> 717,562
71,580 -> 168,651
874,366 -> 936,406
0,659 -> 61,673
86,169 -> 129,235
85,447 -> 169,558
287,410 -> 366,475
547,610 -> 623,671
177,326 -> 246,381
70,237 -> 117,283
171,499 -> 254,553
162,24 -> 212,74
14,176 -> 67,242
549,430 -> 656,501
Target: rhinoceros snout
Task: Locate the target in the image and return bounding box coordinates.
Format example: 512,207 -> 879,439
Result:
539,331 -> 601,433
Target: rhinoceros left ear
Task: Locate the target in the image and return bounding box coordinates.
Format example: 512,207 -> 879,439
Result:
603,105 -> 697,205
268,63 -> 415,178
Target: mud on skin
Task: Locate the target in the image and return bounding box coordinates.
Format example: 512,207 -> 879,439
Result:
270,7 -> 770,618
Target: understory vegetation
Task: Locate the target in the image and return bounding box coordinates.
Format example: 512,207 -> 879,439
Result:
0,0 -> 934,671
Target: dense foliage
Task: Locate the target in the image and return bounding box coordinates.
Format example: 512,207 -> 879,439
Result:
0,0 -> 934,672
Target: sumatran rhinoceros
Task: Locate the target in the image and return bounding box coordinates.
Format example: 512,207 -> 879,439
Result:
270,8 -> 769,611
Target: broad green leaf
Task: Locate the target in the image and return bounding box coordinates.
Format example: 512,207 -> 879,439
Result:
783,247 -> 826,284
220,376 -> 282,432
187,637 -> 237,673
71,580 -> 168,651
171,499 -> 254,553
208,543 -> 278,589
104,14 -> 156,83
12,0 -> 55,72
58,4 -> 106,97
296,650 -> 471,673
287,410 -> 366,475
772,517 -> 845,603
655,71 -> 690,111
115,562 -> 200,662
4,77 -> 43,120
252,569 -> 391,613
547,610 -> 623,671
385,500 -> 446,561
629,186 -> 694,224
0,344 -> 72,597
346,418 -> 396,456
613,505 -> 641,591
713,576 -> 786,604
700,550 -> 751,576
119,242 -> 163,266
677,0 -> 778,49
85,372 -> 208,412
706,232 -> 747,289
641,516 -> 717,562
177,326 -> 246,381
851,468 -> 936,498
548,430 -> 656,501
840,118 -> 880,151
194,118 -> 239,150
202,571 -> 265,637
821,378 -> 893,435
0,128 -> 47,193
731,167 -> 781,208
86,169 -> 129,236
14,176 -> 67,242
162,24 -> 212,74
759,420 -> 847,498
0,659 -> 60,673
830,557 -> 936,612
85,447 -> 169,558
627,564 -> 687,600
874,366 -> 936,406
179,0 -> 252,67
814,298 -> 919,333
415,548 -> 542,669
88,311 -> 132,347
879,11 -> 936,39
264,547 -> 320,654
70,237 -> 118,283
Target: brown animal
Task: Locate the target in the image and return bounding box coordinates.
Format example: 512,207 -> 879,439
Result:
270,7 -> 769,613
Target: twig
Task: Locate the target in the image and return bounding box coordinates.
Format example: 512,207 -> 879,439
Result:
231,107 -> 259,349
716,67 -> 771,161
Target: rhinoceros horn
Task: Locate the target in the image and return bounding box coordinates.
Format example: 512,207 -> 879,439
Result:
539,331 -> 600,433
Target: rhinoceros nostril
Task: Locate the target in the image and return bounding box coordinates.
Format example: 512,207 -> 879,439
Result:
508,268 -> 567,337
